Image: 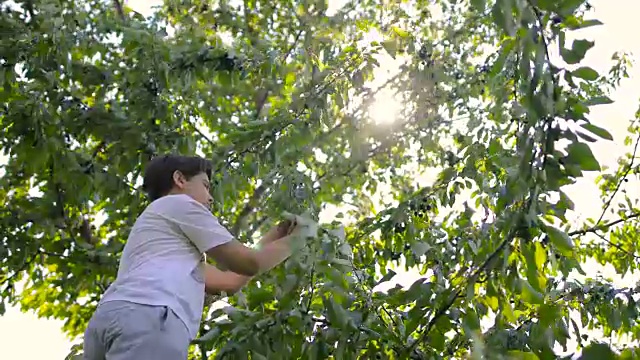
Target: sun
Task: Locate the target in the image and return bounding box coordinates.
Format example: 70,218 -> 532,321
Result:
368,88 -> 402,125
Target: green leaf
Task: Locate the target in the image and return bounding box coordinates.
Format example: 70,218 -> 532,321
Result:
412,241 -> 431,256
558,0 -> 589,16
520,278 -> 544,305
507,351 -> 540,360
572,66 -> 599,81
536,0 -> 557,10
534,242 -> 547,271
351,70 -> 365,88
584,95 -> 614,106
331,257 -> 352,267
565,141 -> 601,171
522,241 -> 544,292
491,0 -> 515,36
568,19 -> 604,30
463,308 -> 481,331
285,72 -> 296,86
619,348 -> 640,360
375,269 -> 396,286
470,0 -> 486,12
545,225 -> 575,256
252,353 -> 268,360
580,123 -> 614,141
391,26 -> 409,39
490,38 -> 516,76
324,297 -> 348,328
561,39 -> 594,64
381,40 -> 398,59
578,343 -> 617,360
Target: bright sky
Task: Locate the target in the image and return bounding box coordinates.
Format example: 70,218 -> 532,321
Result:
1,0 -> 639,359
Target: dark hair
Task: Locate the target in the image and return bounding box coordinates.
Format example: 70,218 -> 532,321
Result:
142,154 -> 212,201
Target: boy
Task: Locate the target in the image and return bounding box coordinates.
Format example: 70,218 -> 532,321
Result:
83,154 -> 302,359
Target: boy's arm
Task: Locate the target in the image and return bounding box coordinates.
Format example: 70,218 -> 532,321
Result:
203,265 -> 250,295
164,196 -> 261,276
204,220 -> 294,276
204,230 -> 299,295
167,195 -> 298,278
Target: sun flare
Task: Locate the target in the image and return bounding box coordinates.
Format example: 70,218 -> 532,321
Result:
369,89 -> 402,124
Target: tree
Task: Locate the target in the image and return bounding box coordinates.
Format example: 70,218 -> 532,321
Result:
1,0 -> 639,359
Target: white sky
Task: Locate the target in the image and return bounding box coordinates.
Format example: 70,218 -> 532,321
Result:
1,0 -> 639,359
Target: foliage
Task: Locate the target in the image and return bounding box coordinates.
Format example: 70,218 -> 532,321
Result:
1,0 -> 640,359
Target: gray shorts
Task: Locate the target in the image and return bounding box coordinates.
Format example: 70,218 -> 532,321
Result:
83,301 -> 191,360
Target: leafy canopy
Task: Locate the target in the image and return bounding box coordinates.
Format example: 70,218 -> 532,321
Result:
1,0 -> 640,359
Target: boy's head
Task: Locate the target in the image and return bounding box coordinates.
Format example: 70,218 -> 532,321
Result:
142,154 -> 213,206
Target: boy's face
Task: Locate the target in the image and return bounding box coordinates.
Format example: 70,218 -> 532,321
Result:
172,171 -> 213,207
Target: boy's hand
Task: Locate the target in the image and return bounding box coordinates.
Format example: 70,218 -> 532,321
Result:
277,219 -> 296,236
261,219 -> 296,244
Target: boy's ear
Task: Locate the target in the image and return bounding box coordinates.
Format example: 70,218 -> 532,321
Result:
172,170 -> 187,188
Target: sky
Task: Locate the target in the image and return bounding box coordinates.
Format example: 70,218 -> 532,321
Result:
1,0 -> 640,359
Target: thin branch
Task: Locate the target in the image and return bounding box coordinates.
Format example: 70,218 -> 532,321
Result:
304,266 -> 316,314
229,56 -> 395,235
591,232 -> 640,259
569,211 -> 640,237
230,121 -> 345,236
566,131 -> 640,258
312,141 -> 388,187
0,252 -> 39,288
595,132 -> 640,226
186,119 -> 215,148
230,184 -> 267,236
347,255 -> 403,339
511,282 -> 637,341
113,0 -> 126,21
284,29 -> 304,62
402,210 -> 640,355
404,224 -> 516,356
199,343 -> 209,360
221,54 -> 365,171
253,29 -> 304,121
311,111 -> 439,189
526,0 -> 553,73
0,248 -> 76,288
244,215 -> 268,241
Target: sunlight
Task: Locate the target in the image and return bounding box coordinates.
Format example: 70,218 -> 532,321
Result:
357,25 -> 408,125
368,88 -> 402,124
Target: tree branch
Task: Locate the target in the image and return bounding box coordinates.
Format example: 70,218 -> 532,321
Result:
569,211 -> 640,237
230,184 -> 267,237
228,56 -> 399,235
404,224 -> 515,357
113,0 -> 126,21
0,252 -> 39,288
252,29 -> 304,121
595,132 -> 640,226
402,208 -> 640,356
199,343 -> 209,360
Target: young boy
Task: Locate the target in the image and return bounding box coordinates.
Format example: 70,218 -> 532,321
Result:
83,154 -> 301,359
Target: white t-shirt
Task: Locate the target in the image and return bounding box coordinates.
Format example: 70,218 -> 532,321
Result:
99,194 -> 233,339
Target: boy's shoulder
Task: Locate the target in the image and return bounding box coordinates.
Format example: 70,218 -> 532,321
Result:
150,194 -> 200,210
145,194 -> 214,219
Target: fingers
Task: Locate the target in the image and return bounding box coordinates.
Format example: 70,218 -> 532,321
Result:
274,219 -> 297,237
277,219 -> 293,229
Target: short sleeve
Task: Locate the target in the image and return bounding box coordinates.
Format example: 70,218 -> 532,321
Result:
153,195 -> 234,253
